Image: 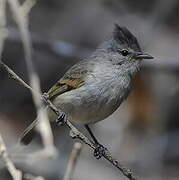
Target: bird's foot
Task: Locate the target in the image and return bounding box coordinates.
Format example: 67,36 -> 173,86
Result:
94,144 -> 107,159
42,93 -> 49,100
55,112 -> 67,126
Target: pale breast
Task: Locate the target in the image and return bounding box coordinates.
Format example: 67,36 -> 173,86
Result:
51,63 -> 132,124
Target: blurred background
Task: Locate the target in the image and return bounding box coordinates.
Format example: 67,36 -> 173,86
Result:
0,0 -> 179,179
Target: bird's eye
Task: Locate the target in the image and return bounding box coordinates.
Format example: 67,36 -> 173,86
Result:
121,49 -> 129,56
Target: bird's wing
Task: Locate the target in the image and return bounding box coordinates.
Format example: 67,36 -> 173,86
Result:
47,60 -> 94,100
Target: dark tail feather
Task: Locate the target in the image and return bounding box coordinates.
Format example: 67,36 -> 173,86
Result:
19,119 -> 39,145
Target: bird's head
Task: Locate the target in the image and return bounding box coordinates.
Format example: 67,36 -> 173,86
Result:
110,24 -> 153,64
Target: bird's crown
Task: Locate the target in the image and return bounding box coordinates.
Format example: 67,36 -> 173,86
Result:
113,24 -> 141,51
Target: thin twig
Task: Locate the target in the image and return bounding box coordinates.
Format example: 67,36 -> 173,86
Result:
0,0 -> 8,56
21,0 -> 36,16
63,142 -> 82,180
23,173 -> 44,180
0,0 -> 55,178
0,134 -> 22,180
0,61 -> 138,180
0,1 -> 23,179
7,0 -> 56,154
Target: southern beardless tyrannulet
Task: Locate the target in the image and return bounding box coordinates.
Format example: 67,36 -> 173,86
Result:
20,24 -> 153,155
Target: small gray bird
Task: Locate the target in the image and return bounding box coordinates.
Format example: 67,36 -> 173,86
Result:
20,24 -> 153,158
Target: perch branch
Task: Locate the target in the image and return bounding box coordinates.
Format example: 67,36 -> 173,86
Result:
0,61 -> 138,180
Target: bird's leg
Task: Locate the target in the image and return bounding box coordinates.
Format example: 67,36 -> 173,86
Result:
55,112 -> 67,126
85,125 -> 107,159
42,93 -> 67,126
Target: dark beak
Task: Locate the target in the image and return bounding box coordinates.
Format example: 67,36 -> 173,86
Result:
135,52 -> 153,60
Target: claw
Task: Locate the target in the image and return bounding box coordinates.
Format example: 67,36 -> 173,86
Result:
94,144 -> 107,159
42,93 -> 49,100
55,112 -> 67,126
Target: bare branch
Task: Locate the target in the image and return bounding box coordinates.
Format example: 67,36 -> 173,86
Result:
0,61 -> 138,180
23,173 -> 44,180
0,134 -> 22,180
21,0 -> 36,16
0,1 -> 23,179
0,0 -> 52,178
63,142 -> 82,180
7,0 -> 56,154
0,0 -> 8,57
0,132 -> 45,180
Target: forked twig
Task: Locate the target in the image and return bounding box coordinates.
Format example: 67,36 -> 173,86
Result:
0,134 -> 22,180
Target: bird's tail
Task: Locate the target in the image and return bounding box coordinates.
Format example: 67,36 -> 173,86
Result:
19,118 -> 39,145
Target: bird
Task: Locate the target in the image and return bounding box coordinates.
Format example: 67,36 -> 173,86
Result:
19,24 -> 153,158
